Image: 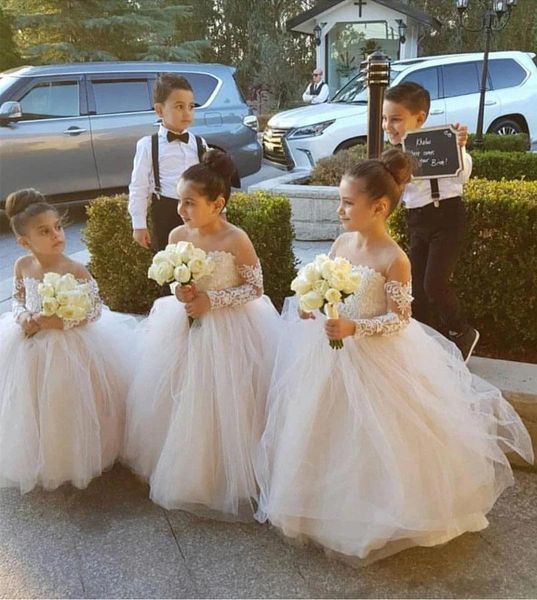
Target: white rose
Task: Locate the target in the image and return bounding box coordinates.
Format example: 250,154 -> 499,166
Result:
65,290 -> 90,309
312,279 -> 330,297
41,296 -> 59,317
43,272 -> 62,288
190,247 -> 207,261
333,256 -> 352,275
325,288 -> 342,304
291,275 -> 312,296
148,261 -> 174,286
174,264 -> 192,284
153,250 -> 170,265
175,241 -> 194,262
188,257 -> 206,275
314,254 -> 330,270
56,290 -> 71,306
57,304 -> 87,321
299,290 -> 324,312
163,246 -> 183,267
56,273 -> 77,293
37,283 -> 55,298
302,263 -> 322,284
321,260 -> 336,281
341,272 -> 361,295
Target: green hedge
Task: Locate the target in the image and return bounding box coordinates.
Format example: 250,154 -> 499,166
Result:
84,192 -> 297,314
310,145 -> 537,185
472,150 -> 537,181
309,144 -> 367,186
467,133 -> 529,152
389,178 -> 537,356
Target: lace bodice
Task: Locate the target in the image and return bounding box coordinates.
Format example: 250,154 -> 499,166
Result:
193,251 -> 263,310
337,265 -> 413,338
12,276 -> 102,329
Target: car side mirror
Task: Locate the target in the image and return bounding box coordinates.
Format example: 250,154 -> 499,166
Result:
0,101 -> 22,124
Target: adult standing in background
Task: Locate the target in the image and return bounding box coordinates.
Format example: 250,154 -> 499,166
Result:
302,69 -> 329,104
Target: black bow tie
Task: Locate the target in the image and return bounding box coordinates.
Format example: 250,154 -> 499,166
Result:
167,131 -> 189,143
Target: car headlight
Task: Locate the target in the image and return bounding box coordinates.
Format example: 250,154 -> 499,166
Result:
288,120 -> 335,139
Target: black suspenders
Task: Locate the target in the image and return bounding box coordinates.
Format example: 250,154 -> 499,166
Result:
429,179 -> 440,208
151,133 -> 161,199
151,132 -> 207,200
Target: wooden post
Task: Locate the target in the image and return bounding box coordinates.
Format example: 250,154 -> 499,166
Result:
363,51 -> 390,159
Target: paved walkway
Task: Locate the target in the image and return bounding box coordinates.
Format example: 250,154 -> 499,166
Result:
1,466 -> 536,598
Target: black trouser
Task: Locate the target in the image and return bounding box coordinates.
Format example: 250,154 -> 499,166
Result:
407,196 -> 468,335
149,194 -> 183,252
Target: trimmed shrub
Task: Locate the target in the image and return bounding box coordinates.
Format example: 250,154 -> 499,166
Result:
389,178 -> 537,356
84,192 -> 297,314
471,150 -> 537,181
309,144 -> 367,186
467,133 -> 529,152
309,144 -> 537,185
84,196 -> 160,314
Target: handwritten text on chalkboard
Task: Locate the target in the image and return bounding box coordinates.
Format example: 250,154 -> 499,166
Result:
402,125 -> 463,180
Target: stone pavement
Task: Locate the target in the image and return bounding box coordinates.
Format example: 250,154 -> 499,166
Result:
0,465 -> 536,599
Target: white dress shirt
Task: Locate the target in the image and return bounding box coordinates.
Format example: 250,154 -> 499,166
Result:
402,148 -> 473,210
302,81 -> 330,104
128,125 -> 207,230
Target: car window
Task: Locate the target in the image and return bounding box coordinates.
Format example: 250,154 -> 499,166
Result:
400,67 -> 439,100
488,59 -> 527,89
92,79 -> 152,114
170,72 -> 219,106
332,69 -> 400,104
19,80 -> 79,120
442,62 -> 480,97
0,75 -> 17,98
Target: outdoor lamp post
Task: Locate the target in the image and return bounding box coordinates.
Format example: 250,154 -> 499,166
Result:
362,51 -> 391,159
396,19 -> 407,44
313,24 -> 322,47
456,0 -> 518,150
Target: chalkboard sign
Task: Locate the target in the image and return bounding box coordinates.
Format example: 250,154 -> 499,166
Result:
402,125 -> 463,180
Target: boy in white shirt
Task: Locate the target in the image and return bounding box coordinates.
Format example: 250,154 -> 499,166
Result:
382,81 -> 479,362
128,73 -> 208,251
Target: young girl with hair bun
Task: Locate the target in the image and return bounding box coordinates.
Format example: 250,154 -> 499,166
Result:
255,149 -> 532,563
123,150 -> 280,520
0,189 -> 134,493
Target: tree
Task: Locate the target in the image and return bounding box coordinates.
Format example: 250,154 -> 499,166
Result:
197,0 -> 320,107
410,0 -> 537,56
0,5 -> 21,71
2,0 -> 211,63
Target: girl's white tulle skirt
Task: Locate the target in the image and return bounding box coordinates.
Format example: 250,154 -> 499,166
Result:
122,295 -> 280,520
0,309 -> 136,493
255,300 -> 533,563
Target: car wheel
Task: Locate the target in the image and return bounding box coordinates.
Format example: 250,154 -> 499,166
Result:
489,119 -> 523,136
334,138 -> 366,153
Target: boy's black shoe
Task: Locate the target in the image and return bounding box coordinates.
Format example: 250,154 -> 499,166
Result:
449,327 -> 480,364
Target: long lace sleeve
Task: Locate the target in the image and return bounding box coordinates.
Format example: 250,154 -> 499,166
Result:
206,260 -> 264,310
12,277 -> 28,322
354,280 -> 413,338
63,279 -> 103,330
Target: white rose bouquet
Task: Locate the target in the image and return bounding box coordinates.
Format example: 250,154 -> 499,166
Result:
37,272 -> 92,322
148,242 -> 214,326
290,254 -> 361,349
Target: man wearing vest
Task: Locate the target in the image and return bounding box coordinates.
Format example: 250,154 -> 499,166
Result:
302,69 -> 330,105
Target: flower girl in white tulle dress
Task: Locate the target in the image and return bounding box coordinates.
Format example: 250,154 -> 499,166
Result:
0,189 -> 134,493
122,150 -> 280,520
255,149 -> 533,563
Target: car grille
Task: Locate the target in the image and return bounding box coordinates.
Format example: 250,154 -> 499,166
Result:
263,128 -> 293,168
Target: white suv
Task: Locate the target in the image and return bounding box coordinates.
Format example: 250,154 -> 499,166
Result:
263,51 -> 537,170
